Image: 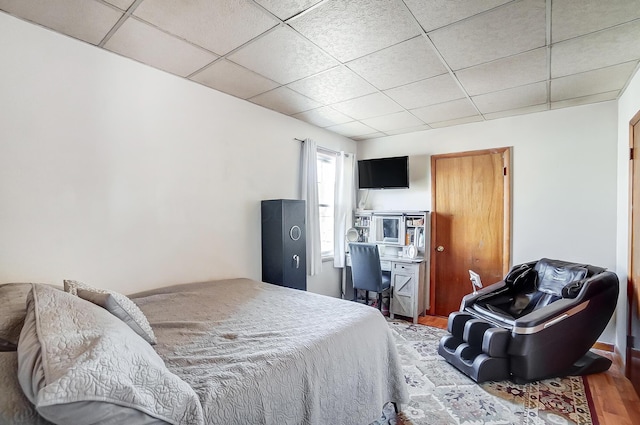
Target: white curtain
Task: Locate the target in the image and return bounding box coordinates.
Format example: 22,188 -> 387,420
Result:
301,138 -> 322,276
333,152 -> 355,268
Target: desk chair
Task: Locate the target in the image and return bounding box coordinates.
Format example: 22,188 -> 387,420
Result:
349,243 -> 391,311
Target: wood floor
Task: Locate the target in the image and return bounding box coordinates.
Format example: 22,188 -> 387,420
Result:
417,315 -> 640,425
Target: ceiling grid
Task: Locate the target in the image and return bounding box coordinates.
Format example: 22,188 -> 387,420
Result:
1,0 -> 638,141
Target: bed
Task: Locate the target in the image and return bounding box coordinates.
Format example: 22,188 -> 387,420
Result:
0,278 -> 408,425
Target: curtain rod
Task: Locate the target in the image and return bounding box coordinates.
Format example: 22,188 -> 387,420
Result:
294,138 -> 352,157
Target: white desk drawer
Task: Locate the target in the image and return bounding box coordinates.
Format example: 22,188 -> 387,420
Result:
393,262 -> 418,273
380,260 -> 392,271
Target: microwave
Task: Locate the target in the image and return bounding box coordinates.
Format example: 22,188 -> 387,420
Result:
371,215 -> 405,246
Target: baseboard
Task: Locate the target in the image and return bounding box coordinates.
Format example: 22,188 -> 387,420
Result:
613,345 -> 625,370
593,341 -> 615,352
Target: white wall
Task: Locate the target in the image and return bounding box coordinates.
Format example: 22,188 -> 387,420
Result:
0,12 -> 354,297
615,66 -> 640,356
357,102 -> 619,342
359,102 -> 618,269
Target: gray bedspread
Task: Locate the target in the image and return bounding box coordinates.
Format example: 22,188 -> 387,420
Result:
131,278 -> 408,425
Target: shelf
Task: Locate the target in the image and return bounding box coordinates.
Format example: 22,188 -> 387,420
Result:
354,210 -> 428,251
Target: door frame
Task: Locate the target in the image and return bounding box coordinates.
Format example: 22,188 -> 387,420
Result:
627,108 -> 640,385
429,147 -> 512,315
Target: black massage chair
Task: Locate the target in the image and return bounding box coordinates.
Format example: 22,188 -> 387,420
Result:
438,258 -> 619,383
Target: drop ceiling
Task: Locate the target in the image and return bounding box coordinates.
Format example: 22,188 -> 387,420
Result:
2,0 -> 639,141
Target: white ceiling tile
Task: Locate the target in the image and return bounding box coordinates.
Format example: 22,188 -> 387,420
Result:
550,62 -> 637,102
472,82 -> 547,114
411,98 -> 479,124
384,125 -> 431,136
104,0 -> 135,11
253,0 -> 322,20
134,0 -> 278,55
456,48 -> 547,96
289,0 -> 421,62
0,0 -> 122,45
429,0 -> 546,70
347,36 -> 447,90
428,115 -> 483,129
551,20 -> 640,78
552,0 -> 640,43
352,132 -> 387,141
4,0 -> 639,138
404,0 -> 511,32
483,103 -> 549,120
190,59 -> 279,99
326,121 -> 378,138
360,111 -> 425,132
105,18 -> 217,77
249,86 -> 321,115
331,93 -> 404,120
551,91 -> 619,110
287,66 -> 376,104
292,106 -> 353,127
227,26 -> 338,85
384,74 -> 466,110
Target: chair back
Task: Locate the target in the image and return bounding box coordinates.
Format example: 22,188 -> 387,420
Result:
349,243 -> 383,292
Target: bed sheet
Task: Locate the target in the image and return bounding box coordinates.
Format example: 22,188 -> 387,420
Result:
131,278 -> 408,425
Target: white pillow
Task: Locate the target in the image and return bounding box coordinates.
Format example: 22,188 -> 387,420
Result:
64,279 -> 157,345
18,284 -> 203,425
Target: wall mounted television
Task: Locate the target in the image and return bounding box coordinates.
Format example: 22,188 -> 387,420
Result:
357,156 -> 409,189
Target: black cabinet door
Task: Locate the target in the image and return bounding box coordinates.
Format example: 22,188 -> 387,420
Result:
261,199 -> 307,290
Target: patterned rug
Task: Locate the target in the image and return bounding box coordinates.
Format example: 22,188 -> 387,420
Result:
372,320 -> 598,425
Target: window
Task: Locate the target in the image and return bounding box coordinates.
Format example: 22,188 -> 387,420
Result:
317,150 -> 336,257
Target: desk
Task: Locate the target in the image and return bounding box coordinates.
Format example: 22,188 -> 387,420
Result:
344,254 -> 429,324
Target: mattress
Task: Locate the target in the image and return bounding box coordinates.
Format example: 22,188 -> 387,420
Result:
131,278 -> 408,425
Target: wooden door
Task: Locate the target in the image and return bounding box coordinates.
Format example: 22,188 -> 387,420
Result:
628,109 -> 640,396
430,148 -> 511,317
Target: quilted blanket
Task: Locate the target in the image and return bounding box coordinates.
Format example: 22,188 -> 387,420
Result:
17,284 -> 204,425
131,278 -> 408,425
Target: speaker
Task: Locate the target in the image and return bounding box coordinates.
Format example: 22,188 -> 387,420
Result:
261,199 -> 307,291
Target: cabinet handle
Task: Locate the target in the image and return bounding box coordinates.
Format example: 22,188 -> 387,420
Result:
436,245 -> 445,252
293,254 -> 300,269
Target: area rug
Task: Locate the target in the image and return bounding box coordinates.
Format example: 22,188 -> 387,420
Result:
372,320 -> 598,425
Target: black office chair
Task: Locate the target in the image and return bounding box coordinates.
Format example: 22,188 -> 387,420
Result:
349,243 -> 391,311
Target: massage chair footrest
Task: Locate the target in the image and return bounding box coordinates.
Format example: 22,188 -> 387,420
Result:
447,312 -> 475,339
447,313 -> 511,357
438,335 -> 510,383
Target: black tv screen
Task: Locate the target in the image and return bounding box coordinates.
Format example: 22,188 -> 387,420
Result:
358,156 -> 409,189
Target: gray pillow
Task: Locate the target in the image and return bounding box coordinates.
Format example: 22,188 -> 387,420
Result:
0,351 -> 53,425
18,284 -> 204,425
0,283 -> 38,351
64,279 -> 157,345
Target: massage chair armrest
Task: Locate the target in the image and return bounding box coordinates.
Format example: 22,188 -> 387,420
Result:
565,271 -> 619,301
460,280 -> 508,311
511,271 -> 618,331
